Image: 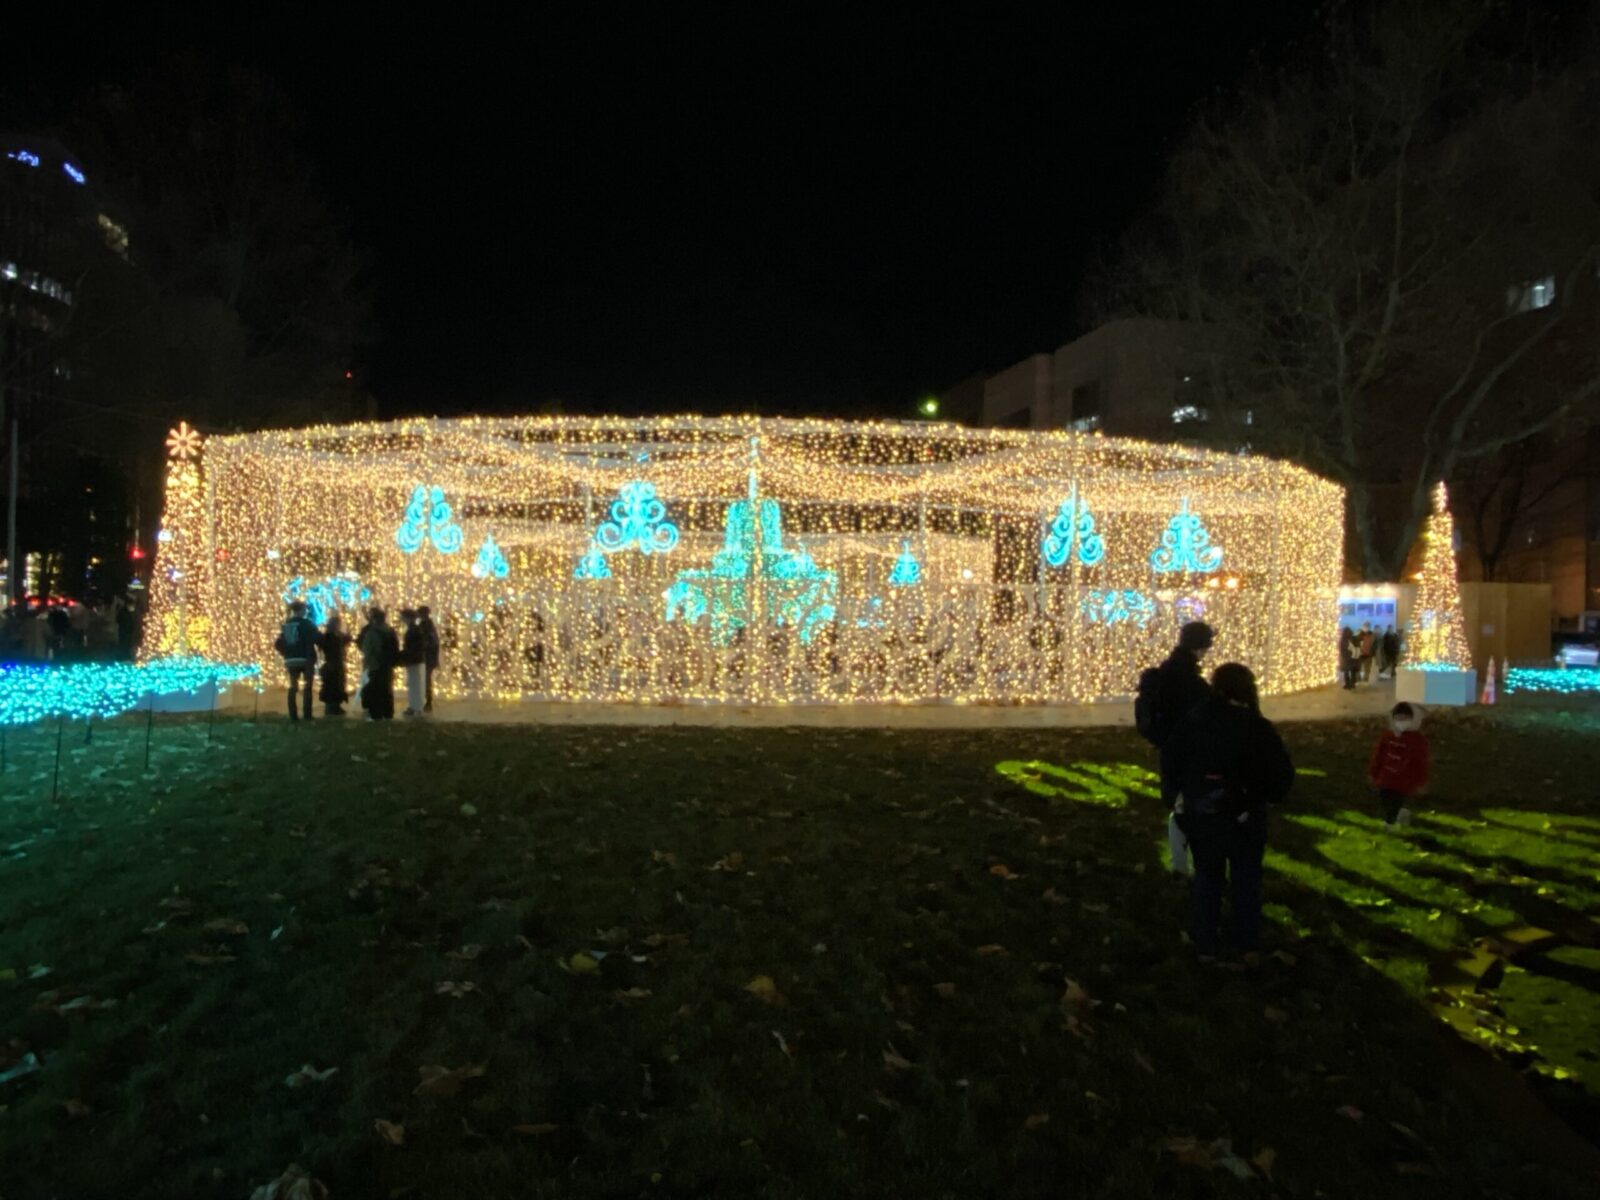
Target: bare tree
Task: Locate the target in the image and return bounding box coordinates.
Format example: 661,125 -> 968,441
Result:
1100,2 -> 1600,578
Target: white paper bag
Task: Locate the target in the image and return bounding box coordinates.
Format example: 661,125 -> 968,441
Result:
1167,809 -> 1191,876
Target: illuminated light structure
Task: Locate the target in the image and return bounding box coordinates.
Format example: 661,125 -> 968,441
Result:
1505,666 -> 1600,696
0,658 -> 261,726
141,415 -> 1344,705
142,423 -> 212,656
1396,483 -> 1476,707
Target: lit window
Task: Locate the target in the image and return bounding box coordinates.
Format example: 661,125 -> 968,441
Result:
97,214 -> 130,258
62,162 -> 85,185
1506,275 -> 1556,313
1171,405 -> 1208,424
6,150 -> 40,168
1069,415 -> 1102,433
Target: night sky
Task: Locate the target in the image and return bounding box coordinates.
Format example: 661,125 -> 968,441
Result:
5,9 -> 1313,420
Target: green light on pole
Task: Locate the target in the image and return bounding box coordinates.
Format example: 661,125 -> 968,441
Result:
918,396 -> 940,418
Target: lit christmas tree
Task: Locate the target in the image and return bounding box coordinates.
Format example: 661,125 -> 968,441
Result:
1410,482 -> 1471,668
141,422 -> 213,657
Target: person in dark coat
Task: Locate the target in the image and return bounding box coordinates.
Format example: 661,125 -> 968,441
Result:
1144,621 -> 1215,746
1338,626 -> 1358,689
1380,625 -> 1400,679
1161,662 -> 1294,961
319,613 -> 353,716
356,607 -> 399,720
418,605 -> 441,712
399,608 -> 428,717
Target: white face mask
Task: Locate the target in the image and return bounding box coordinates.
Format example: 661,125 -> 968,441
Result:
1391,714 -> 1418,735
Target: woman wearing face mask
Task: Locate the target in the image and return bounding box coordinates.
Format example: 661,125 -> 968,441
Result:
1160,662 -> 1295,963
1367,702 -> 1430,827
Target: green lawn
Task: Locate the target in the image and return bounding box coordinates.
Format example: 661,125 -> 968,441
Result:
1,701 -> 1598,1199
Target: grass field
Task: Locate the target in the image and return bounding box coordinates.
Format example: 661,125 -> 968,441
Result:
1,700 -> 1598,1199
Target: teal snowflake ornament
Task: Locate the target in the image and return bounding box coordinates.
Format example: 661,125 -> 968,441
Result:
1043,485 -> 1106,569
471,533 -> 510,580
396,485 -> 463,555
888,540 -> 921,587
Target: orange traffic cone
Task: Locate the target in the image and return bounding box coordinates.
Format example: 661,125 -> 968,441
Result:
1481,656 -> 1497,705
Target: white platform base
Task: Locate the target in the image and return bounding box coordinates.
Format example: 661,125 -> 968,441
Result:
146,680 -> 241,714
1394,667 -> 1477,707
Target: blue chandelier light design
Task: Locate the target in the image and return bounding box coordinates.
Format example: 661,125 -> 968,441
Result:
1150,497 -> 1222,573
396,485 -> 464,555
573,539 -> 612,580
1042,485 -> 1106,569
595,480 -> 680,556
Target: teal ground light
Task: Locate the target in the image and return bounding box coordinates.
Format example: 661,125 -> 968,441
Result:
0,658 -> 261,726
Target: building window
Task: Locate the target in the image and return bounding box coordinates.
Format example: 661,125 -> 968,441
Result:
1506,275 -> 1556,314
1171,404 -> 1208,424
98,214 -> 130,258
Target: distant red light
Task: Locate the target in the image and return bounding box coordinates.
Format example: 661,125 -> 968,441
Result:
344,370 -> 353,380
130,546 -> 145,560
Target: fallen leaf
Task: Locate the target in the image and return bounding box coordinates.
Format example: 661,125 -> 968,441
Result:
414,1062 -> 486,1097
772,1029 -> 793,1058
710,851 -> 744,872
59,1098 -> 91,1117
1252,1147 -> 1276,1180
1041,888 -> 1068,905
614,987 -> 653,1002
446,944 -> 485,961
882,1045 -> 913,1072
512,1123 -> 560,1136
374,1118 -> 405,1146
743,975 -> 787,1006
1061,979 -> 1091,1008
1264,1005 -> 1290,1024
989,864 -> 1022,881
1132,1050 -> 1155,1075
435,981 -> 478,998
202,918 -> 249,936
933,982 -> 957,999
284,1064 -> 338,1088
458,803 -> 478,817
1395,1162 -> 1438,1176
1337,1105 -> 1364,1121
567,952 -> 600,974
651,850 -> 678,867
1164,1137 -> 1213,1168
1271,950 -> 1298,967
1023,1112 -> 1050,1130
975,944 -> 1007,956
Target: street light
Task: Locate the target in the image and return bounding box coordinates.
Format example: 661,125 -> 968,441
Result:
918,396 -> 940,418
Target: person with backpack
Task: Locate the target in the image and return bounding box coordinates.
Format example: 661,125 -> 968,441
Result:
1160,662 -> 1294,962
356,607 -> 400,720
417,605 -> 441,712
274,601 -> 320,722
1136,621 -> 1216,877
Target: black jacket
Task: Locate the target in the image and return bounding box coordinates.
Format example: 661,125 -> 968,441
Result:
1160,696 -> 1294,816
401,624 -> 427,666
1151,647 -> 1211,746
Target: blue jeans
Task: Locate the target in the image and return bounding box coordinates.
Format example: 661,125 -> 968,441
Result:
1187,811 -> 1266,955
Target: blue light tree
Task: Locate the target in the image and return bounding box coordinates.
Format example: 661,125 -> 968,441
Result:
471,533 -> 511,580
888,540 -> 921,587
573,540 -> 612,581
1150,497 -> 1222,573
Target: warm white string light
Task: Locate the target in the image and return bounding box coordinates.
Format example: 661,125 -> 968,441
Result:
141,415 -> 1344,704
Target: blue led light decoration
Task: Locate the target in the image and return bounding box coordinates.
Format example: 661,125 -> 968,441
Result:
1079,589 -> 1157,628
0,658 -> 261,727
471,534 -> 510,580
596,481 -> 679,556
1150,497 -> 1223,574
665,493 -> 836,644
282,574 -> 371,626
573,539 -> 612,580
1042,485 -> 1106,569
888,540 -> 922,587
395,485 -> 463,555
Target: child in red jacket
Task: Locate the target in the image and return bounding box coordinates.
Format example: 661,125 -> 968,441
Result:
1367,702 -> 1429,827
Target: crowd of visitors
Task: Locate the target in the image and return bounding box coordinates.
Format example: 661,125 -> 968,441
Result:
1339,622 -> 1402,689
275,602 -> 440,722
0,594 -> 141,663
1140,619 -> 1430,965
